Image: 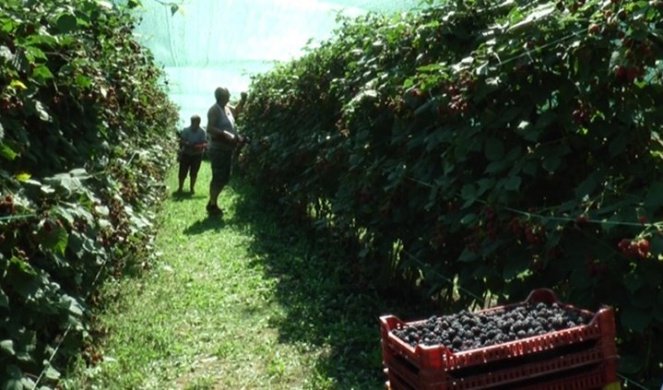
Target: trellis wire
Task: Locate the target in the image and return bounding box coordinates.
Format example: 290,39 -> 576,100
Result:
405,176 -> 660,230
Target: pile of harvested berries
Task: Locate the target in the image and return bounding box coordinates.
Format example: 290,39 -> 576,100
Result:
392,302 -> 591,352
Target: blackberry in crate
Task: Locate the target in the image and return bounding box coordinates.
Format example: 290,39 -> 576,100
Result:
391,301 -> 592,352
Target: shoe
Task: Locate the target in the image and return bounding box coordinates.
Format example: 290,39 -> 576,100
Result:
206,203 -> 223,216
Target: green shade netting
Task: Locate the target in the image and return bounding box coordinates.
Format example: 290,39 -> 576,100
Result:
135,0 -> 421,126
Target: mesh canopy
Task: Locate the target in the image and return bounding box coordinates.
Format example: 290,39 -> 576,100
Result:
135,0 -> 420,126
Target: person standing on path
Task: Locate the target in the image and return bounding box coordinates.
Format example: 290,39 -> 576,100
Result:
177,114 -> 207,194
205,87 -> 247,216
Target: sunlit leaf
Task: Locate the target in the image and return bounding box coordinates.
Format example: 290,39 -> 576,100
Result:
96,0 -> 113,9
33,100 -> 51,121
25,46 -> 47,62
9,80 -> 26,90
15,172 -> 31,182
0,288 -> 7,308
0,45 -> 13,62
75,74 -> 93,89
508,3 -> 556,32
32,65 -> 54,83
44,365 -> 61,381
0,144 -> 18,161
0,340 -> 15,357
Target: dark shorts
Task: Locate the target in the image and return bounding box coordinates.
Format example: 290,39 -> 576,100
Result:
207,147 -> 233,189
178,153 -> 203,179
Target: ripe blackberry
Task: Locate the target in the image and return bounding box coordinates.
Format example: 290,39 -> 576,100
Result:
391,300 -> 593,352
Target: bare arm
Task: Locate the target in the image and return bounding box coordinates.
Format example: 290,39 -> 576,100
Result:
207,105 -> 236,143
228,92 -> 247,120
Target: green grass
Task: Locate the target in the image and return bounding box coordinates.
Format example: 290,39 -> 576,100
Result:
62,161 -> 435,389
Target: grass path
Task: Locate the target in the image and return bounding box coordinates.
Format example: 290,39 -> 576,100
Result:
63,162 -> 432,389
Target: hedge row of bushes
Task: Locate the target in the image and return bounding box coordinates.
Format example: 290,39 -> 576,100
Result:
0,0 -> 178,387
240,0 -> 663,384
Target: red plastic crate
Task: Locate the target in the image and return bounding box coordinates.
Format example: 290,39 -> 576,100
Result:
513,359 -> 619,390
380,289 -> 618,389
386,359 -> 617,390
384,343 -> 614,389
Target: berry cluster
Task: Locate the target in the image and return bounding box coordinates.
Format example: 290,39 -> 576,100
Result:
508,217 -> 545,246
392,302 -> 591,352
572,101 -> 592,125
0,195 -> 15,216
617,238 -> 650,259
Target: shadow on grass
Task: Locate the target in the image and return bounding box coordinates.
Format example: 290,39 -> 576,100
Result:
183,216 -> 226,235
228,178 -> 438,389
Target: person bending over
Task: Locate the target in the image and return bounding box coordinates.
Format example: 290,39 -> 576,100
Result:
177,114 -> 207,194
205,87 -> 247,216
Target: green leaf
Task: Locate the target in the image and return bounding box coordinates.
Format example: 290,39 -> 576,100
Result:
516,117 -> 542,142
534,111 -> 556,130
491,106 -> 521,128
0,144 -> 18,161
508,3 -> 555,32
45,173 -> 84,194
6,365 -> 21,378
97,0 -> 113,9
620,306 -> 651,333
484,137 -> 505,161
14,172 -> 31,182
0,46 -> 13,62
9,80 -> 27,90
654,300 -> 663,322
460,213 -> 477,225
619,354 -> 644,375
25,34 -> 57,47
522,161 -> 539,177
61,295 -> 84,317
56,13 -> 78,33
75,75 -> 93,89
33,100 -> 51,122
477,178 -> 495,196
0,122 -> 4,141
0,340 -> 15,357
43,365 -> 60,381
38,221 -> 69,256
485,160 -> 509,174
503,256 -> 528,280
644,182 -> 663,214
0,288 -> 7,308
575,173 -> 600,199
503,175 -> 521,191
24,46 -> 47,62
170,4 -> 179,16
31,65 -> 54,83
624,272 -> 644,293
458,247 -> 478,262
608,133 -> 628,157
542,156 -> 561,174
650,235 -> 663,257
460,184 -> 477,207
